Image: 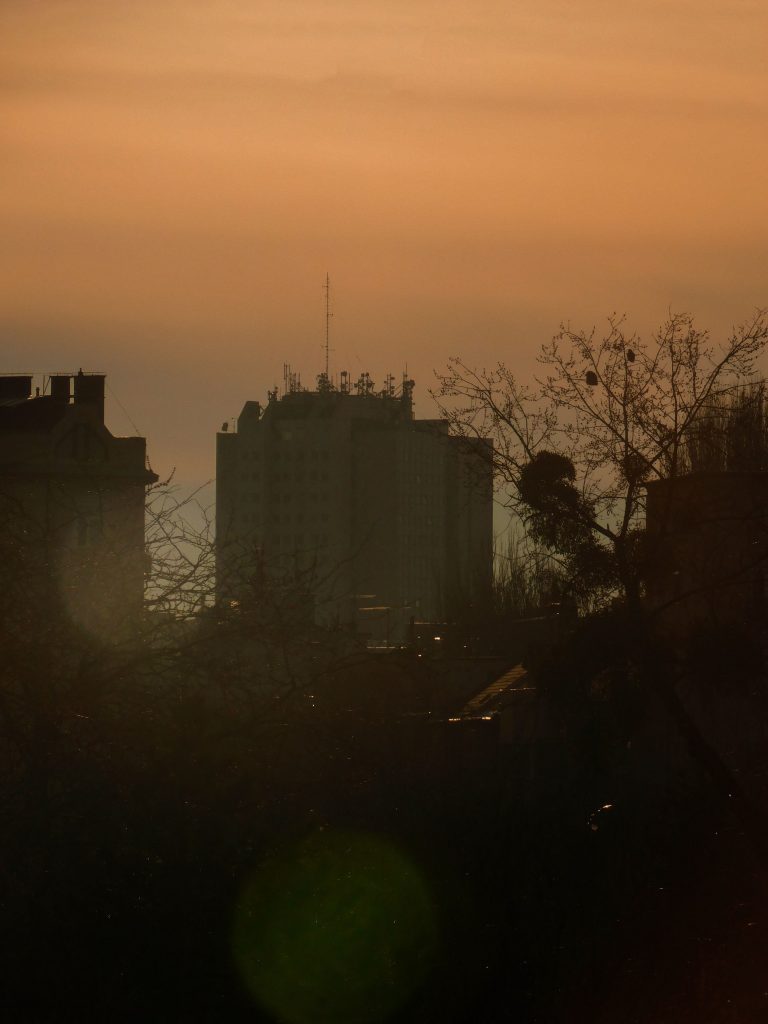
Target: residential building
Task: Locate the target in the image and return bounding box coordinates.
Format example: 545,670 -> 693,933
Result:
0,371 -> 157,638
216,371 -> 493,643
645,471 -> 768,630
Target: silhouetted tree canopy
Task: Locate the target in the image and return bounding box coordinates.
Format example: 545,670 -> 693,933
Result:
435,309 -> 768,608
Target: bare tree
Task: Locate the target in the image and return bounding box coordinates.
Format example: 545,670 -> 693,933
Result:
684,382 -> 768,474
435,311 -> 768,862
434,310 -> 768,608
143,478 -> 217,622
492,528 -> 563,619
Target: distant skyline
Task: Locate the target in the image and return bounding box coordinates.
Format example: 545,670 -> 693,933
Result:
2,0 -> 766,482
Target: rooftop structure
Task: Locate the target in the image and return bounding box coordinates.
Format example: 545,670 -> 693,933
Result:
216,370 -> 493,644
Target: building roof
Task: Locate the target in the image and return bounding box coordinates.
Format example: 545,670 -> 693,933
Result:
0,374 -> 157,484
458,663 -> 534,718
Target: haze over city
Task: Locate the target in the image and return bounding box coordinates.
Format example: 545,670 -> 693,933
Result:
2,0 -> 767,481
6,3 -> 768,1021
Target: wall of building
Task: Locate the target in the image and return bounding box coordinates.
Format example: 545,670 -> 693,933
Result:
216,382 -> 494,643
0,373 -> 156,641
645,471 -> 768,630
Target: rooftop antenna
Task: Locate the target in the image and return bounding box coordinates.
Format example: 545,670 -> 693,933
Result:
323,273 -> 333,377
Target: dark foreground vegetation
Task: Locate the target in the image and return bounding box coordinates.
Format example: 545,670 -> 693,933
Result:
6,310 -> 768,1021
4,598 -> 768,1024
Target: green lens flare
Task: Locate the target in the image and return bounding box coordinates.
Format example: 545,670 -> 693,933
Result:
232,830 -> 438,1024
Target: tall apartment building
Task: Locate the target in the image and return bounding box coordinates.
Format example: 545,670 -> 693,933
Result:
216,372 -> 493,643
0,371 -> 157,639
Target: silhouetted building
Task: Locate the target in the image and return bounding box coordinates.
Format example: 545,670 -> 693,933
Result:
0,372 -> 157,637
216,371 -> 493,642
645,471 -> 768,630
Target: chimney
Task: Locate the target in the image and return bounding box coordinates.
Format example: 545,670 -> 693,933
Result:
0,376 -> 32,404
73,371 -> 105,422
50,375 -> 71,403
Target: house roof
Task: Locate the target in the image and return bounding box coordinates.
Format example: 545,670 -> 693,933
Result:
458,663 -> 534,718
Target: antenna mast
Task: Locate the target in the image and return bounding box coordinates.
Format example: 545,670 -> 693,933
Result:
323,273 -> 332,377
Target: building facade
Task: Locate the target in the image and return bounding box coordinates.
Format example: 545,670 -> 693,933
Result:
645,471 -> 768,631
216,372 -> 494,643
0,372 -> 157,639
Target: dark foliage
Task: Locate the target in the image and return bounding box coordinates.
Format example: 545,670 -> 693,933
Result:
4,483 -> 768,1022
4,598 -> 768,1023
518,451 -> 621,601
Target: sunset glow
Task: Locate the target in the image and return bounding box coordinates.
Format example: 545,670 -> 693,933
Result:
2,0 -> 766,479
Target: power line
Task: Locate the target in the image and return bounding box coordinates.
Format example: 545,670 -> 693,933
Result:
105,380 -> 142,437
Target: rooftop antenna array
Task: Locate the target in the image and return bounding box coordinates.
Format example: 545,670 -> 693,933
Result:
283,363 -> 301,395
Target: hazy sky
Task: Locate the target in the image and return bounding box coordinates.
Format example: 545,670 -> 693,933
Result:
2,0 -> 766,483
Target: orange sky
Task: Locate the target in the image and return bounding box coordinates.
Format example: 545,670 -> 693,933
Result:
1,0 -> 766,483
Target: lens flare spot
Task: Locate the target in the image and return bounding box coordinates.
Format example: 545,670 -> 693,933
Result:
232,830 -> 438,1024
